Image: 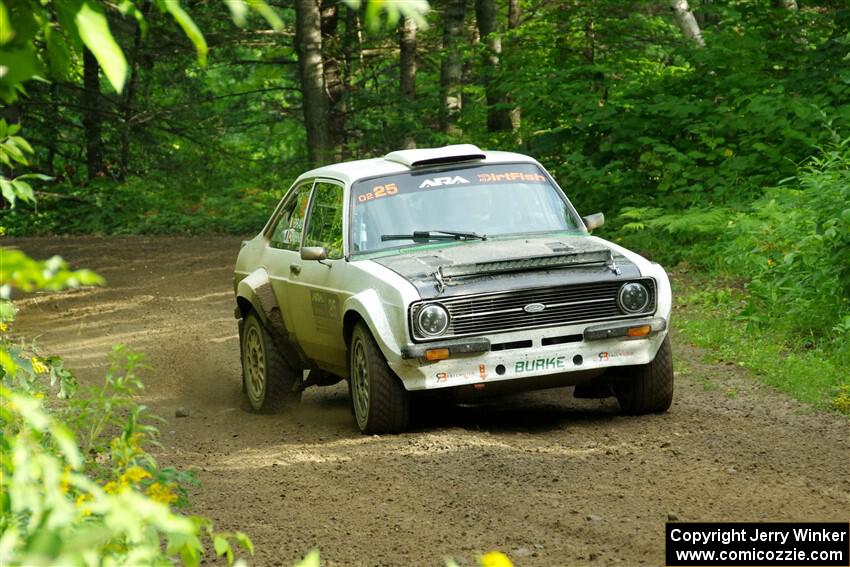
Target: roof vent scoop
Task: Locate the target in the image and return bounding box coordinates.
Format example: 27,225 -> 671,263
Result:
384,144 -> 486,168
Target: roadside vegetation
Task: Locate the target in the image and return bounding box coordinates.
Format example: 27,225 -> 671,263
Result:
0,260 -> 255,565
619,141 -> 850,414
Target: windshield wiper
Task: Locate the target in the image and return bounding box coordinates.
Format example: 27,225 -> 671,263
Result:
381,230 -> 488,242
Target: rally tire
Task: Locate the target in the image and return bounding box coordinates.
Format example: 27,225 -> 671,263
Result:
615,335 -> 674,415
349,322 -> 410,434
240,311 -> 301,413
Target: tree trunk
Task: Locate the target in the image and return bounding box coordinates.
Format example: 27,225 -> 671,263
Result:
774,0 -> 798,9
670,0 -> 705,48
45,82 -> 59,175
321,0 -> 345,161
440,0 -> 466,136
295,0 -> 331,166
82,47 -> 103,180
341,8 -> 360,157
399,16 -> 417,149
475,0 -> 512,132
507,0 -> 521,132
120,17 -> 144,180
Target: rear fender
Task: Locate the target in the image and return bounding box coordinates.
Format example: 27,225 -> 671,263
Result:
235,269 -> 305,369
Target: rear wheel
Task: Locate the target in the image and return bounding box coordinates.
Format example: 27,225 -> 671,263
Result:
241,311 -> 301,412
614,335 -> 674,415
349,322 -> 409,434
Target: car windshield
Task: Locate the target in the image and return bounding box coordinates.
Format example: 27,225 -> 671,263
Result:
350,162 -> 584,254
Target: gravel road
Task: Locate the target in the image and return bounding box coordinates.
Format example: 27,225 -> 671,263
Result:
10,235 -> 849,567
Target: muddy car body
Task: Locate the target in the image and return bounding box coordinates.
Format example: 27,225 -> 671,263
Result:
234,144 -> 673,433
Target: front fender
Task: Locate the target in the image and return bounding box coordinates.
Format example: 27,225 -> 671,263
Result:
343,289 -> 405,365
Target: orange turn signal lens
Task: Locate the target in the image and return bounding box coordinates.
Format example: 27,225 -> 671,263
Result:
627,325 -> 652,337
425,348 -> 450,361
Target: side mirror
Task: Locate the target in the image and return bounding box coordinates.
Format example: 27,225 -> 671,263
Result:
582,212 -> 605,231
300,246 -> 328,261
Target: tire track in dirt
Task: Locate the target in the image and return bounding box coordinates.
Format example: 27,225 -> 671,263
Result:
8,236 -> 849,566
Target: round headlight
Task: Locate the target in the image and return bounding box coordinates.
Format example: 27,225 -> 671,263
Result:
618,282 -> 650,313
417,303 -> 450,337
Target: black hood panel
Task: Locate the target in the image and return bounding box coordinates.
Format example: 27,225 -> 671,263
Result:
373,236 -> 641,299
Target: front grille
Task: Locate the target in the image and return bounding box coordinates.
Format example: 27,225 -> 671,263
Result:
410,279 -> 656,341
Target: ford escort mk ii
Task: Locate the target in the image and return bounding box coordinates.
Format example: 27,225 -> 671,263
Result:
233,144 -> 673,434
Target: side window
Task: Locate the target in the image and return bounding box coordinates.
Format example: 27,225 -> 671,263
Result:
303,182 -> 344,259
270,182 -> 313,250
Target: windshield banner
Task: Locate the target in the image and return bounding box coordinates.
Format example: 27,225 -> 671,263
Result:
352,163 -> 551,205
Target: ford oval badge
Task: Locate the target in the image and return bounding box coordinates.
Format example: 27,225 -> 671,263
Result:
523,303 -> 546,313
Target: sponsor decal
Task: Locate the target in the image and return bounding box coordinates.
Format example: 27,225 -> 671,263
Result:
434,364 -> 487,384
419,176 -> 470,188
598,351 -> 631,362
515,355 -> 566,374
435,367 -> 485,384
477,172 -> 546,183
311,291 -> 340,334
311,291 -> 340,320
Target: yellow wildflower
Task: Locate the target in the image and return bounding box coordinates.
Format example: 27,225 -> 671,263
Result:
31,357 -> 49,374
75,493 -> 93,516
723,148 -> 734,157
60,466 -> 71,494
0,322 -> 8,332
480,551 -> 514,567
147,482 -> 178,505
121,466 -> 151,485
103,480 -> 120,494
34,392 -> 44,399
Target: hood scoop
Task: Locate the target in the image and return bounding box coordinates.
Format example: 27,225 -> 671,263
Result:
438,247 -> 615,281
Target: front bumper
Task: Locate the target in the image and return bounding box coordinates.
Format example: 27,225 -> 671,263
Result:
389,317 -> 668,391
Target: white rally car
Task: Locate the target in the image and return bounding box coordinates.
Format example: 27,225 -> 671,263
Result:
233,145 -> 673,433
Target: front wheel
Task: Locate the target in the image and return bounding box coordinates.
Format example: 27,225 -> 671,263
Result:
614,335 -> 674,415
240,311 -> 301,413
349,322 -> 410,434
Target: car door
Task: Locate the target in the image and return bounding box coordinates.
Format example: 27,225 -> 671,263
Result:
287,179 -> 350,375
262,179 -> 315,355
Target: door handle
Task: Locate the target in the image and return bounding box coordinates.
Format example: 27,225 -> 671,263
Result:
289,263 -> 302,275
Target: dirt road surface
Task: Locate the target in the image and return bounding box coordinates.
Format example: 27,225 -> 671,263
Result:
9,236 -> 850,566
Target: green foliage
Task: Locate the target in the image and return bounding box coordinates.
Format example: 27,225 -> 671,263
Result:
495,1 -> 850,214
344,0 -> 429,31
0,119 -> 52,208
2,175 -> 281,235
677,282 -> 849,415
0,249 -> 104,296
723,142 -> 850,336
616,139 -> 850,340
0,0 -> 284,99
0,342 -> 255,566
